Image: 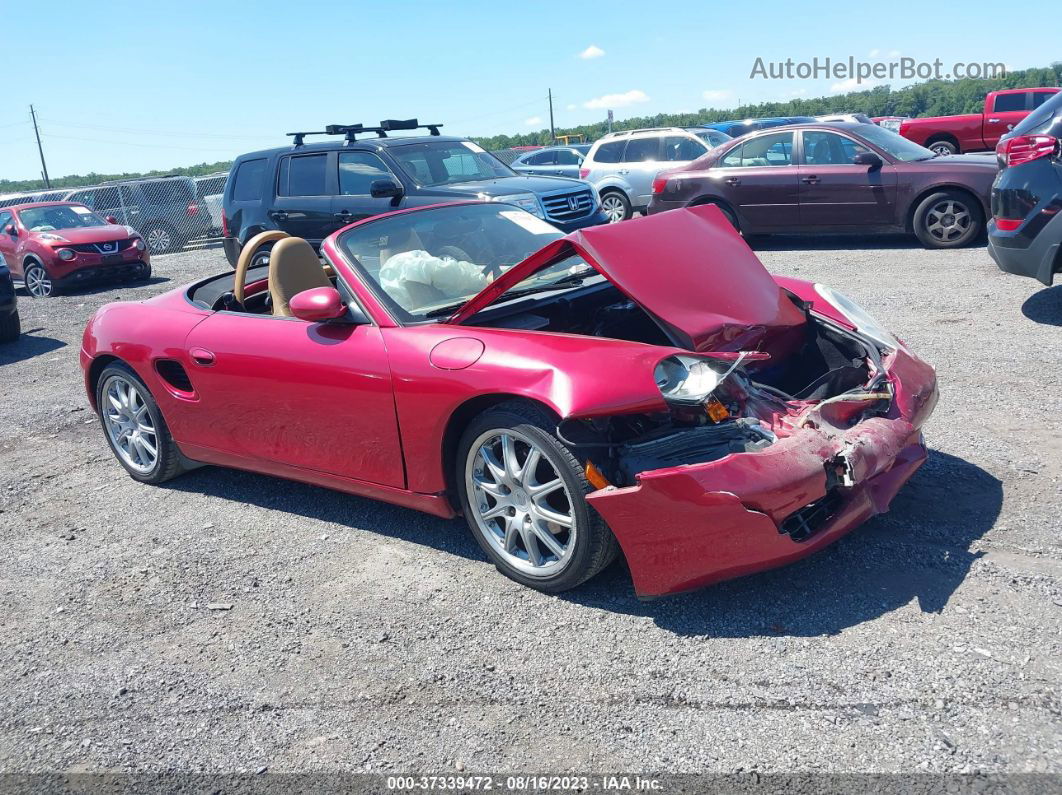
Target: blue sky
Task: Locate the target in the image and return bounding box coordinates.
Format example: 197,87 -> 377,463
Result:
1,0 -> 1056,182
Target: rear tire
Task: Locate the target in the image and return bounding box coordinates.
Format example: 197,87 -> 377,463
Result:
0,309 -> 19,343
95,361 -> 186,484
600,190 -> 632,223
913,190 -> 983,249
456,400 -> 619,593
927,139 -> 958,156
144,223 -> 180,255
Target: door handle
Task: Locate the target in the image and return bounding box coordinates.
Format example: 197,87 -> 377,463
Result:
801,176 -> 820,184
988,118 -> 1000,124
617,169 -> 630,175
333,211 -> 354,220
190,347 -> 215,366
268,210 -> 289,221
724,177 -> 741,186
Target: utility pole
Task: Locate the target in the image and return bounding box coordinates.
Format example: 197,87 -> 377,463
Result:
30,105 -> 50,189
548,89 -> 555,144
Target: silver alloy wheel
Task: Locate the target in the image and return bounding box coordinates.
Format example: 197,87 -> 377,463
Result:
24,265 -> 52,297
102,374 -> 159,474
931,142 -> 955,156
601,194 -> 627,223
925,198 -> 972,243
146,227 -> 172,254
465,429 -> 576,578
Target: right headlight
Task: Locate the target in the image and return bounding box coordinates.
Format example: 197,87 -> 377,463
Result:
814,284 -> 901,351
654,354 -> 726,405
490,193 -> 544,219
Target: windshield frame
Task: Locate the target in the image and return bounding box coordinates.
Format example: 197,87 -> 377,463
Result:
389,140 -> 518,188
335,202 -> 600,325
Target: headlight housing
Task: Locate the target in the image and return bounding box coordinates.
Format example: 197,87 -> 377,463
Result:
38,233 -> 69,243
134,238 -> 146,252
814,284 -> 901,351
654,354 -> 726,405
57,248 -> 75,261
490,193 -> 544,219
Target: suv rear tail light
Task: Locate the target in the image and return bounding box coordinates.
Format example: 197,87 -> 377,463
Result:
994,218 -> 1022,231
186,202 -> 199,217
997,135 -> 1058,167
579,168 -> 589,179
652,175 -> 669,195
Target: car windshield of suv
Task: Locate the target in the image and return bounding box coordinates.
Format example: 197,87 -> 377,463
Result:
853,124 -> 936,161
19,205 -> 108,231
390,141 -> 516,187
338,203 -> 597,321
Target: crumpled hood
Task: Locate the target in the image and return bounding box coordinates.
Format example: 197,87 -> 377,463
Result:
448,204 -> 807,351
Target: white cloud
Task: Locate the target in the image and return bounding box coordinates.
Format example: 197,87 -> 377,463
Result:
524,116 -> 542,126
869,48 -> 880,58
579,44 -> 605,60
566,104 -> 577,111
888,49 -> 901,58
831,77 -> 878,93
584,89 -> 649,110
702,89 -> 732,102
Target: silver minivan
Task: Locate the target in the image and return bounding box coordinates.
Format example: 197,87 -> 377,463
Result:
581,127 -> 731,222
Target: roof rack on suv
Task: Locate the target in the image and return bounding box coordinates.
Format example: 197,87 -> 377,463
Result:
286,118 -> 444,146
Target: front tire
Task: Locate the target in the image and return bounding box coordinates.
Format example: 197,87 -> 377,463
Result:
927,139 -> 958,156
913,190 -> 983,249
23,261 -> 54,298
96,362 -> 186,484
456,401 -> 619,593
600,190 -> 632,223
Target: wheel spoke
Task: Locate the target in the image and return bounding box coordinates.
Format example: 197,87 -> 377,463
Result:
530,521 -> 566,559
500,434 -> 520,480
503,519 -> 520,553
528,477 -> 563,498
478,446 -> 507,483
480,502 -> 508,521
520,524 -> 543,566
533,503 -> 573,529
138,434 -> 157,458
517,447 -> 541,487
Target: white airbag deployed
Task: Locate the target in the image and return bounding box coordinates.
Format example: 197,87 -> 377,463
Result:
380,249 -> 488,310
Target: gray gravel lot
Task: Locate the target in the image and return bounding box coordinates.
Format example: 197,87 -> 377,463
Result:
0,236 -> 1059,776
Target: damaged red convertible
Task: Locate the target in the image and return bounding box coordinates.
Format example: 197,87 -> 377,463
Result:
80,203 -> 937,597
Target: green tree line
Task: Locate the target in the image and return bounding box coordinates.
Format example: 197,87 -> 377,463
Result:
3,63 -> 1059,194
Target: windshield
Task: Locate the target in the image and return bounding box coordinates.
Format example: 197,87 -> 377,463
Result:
853,124 -> 936,161
390,140 -> 516,187
338,203 -> 594,321
19,204 -> 108,231
690,128 -> 732,148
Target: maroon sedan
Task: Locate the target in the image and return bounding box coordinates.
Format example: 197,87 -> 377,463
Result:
648,123 -> 998,248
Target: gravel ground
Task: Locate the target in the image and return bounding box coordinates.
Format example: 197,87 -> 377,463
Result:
0,235 -> 1059,777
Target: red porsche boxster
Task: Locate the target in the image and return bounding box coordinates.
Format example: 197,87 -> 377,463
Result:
81,203 -> 937,597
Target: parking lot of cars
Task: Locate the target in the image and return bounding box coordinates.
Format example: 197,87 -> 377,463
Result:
1,235 -> 1059,773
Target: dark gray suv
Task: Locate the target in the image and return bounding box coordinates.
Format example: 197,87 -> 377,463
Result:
222,121 -> 606,269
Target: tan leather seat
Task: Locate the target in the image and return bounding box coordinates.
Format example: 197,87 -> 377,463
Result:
234,230 -> 289,305
268,237 -> 331,317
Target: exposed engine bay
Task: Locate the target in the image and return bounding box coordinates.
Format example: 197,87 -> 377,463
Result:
473,281 -> 890,487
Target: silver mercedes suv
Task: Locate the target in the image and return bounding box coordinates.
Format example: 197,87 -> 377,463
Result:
580,127 -> 731,222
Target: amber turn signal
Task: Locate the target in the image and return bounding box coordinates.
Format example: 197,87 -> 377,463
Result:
584,460 -> 612,490
705,397 -> 730,423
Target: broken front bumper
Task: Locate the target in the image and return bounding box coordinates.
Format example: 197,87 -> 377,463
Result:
586,349 -> 938,597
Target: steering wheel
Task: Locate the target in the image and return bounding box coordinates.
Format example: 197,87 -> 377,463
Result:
233,230 -> 290,305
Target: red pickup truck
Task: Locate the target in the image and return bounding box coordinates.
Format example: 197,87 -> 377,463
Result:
898,87 -> 1061,155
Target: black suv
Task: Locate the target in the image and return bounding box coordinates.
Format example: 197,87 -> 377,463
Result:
222,119 -> 606,269
989,91 -> 1062,286
63,176 -> 212,255
0,253 -> 19,343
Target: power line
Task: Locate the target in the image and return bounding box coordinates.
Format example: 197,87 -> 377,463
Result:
41,132 -> 245,154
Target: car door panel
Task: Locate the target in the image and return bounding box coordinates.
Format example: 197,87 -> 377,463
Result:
711,131 -> 799,230
182,314 -> 405,488
798,131 -> 898,226
272,152 -> 342,244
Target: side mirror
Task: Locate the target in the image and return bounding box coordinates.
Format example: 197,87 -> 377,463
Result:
370,178 -> 404,201
853,152 -> 883,170
105,215 -> 119,224
4,224 -> 15,236
289,286 -> 350,322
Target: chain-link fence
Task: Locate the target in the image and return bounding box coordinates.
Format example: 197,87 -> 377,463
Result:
0,172 -> 230,255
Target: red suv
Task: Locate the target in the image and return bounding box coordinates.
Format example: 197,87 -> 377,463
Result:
0,202 -> 151,297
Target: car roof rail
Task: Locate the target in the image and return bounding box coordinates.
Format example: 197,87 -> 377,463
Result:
288,119 -> 444,146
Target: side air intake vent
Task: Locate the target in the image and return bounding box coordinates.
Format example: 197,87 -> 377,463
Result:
155,359 -> 195,394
